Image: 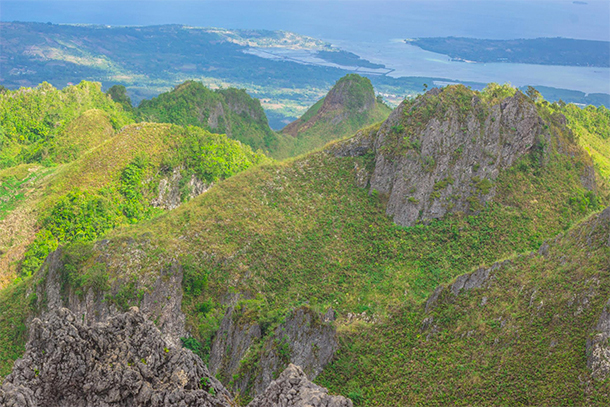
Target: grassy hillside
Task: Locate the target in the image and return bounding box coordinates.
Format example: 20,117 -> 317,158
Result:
560,104 -> 610,181
278,75 -> 392,158
3,87 -> 601,391
318,207 -> 610,405
0,81 -> 269,287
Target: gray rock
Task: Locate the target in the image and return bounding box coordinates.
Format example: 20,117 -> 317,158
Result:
37,249 -> 187,348
369,89 -> 544,226
425,260 -> 509,312
330,125 -> 376,158
425,285 -> 444,313
587,298 -> 610,380
0,307 -> 231,407
253,307 -> 339,396
208,304 -> 262,395
151,167 -> 209,210
248,364 -> 352,407
210,306 -> 339,398
451,263 -> 500,297
0,309 -> 351,407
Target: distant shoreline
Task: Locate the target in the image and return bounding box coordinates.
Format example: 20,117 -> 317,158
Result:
406,37 -> 609,68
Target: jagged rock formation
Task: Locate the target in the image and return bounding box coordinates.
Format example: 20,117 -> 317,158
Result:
210,306 -> 338,397
0,308 -> 351,407
248,364 -> 353,407
371,88 -> 546,226
36,247 -> 187,347
332,86 -> 598,227
0,307 -> 231,407
253,307 -> 338,396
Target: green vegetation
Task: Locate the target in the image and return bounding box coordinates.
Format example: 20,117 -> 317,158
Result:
0,281 -> 30,376
0,81 -> 608,406
318,208 -> 610,405
0,81 -> 133,168
52,89 -> 605,363
559,104 -> 610,181
18,123 -> 267,277
279,74 -> 392,158
106,85 -> 134,112
410,37 -> 610,67
138,81 -> 280,153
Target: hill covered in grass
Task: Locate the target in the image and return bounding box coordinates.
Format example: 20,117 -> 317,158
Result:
319,205 -> 610,405
279,74 -> 392,158
0,83 -> 608,405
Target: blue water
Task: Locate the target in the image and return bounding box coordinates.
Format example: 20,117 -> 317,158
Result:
1,1 -> 609,94
2,1 -> 609,41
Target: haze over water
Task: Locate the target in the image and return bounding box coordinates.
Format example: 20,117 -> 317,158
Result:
2,0 -> 609,94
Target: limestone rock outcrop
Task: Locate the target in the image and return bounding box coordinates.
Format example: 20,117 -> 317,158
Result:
331,87 -> 595,227
0,307 -> 231,407
248,364 -> 353,407
37,247 -> 187,348
210,306 -> 338,397
370,88 -> 543,226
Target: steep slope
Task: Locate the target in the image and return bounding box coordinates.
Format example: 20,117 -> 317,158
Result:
18,122 -> 268,277
137,81 -> 280,153
560,103 -> 610,181
318,206 -> 610,405
279,74 -> 391,158
0,82 -> 134,283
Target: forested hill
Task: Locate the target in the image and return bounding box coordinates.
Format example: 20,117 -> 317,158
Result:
136,81 -> 280,153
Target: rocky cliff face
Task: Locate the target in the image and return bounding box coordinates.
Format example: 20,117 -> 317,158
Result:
36,245 -> 187,347
209,306 -> 338,398
0,308 -> 351,407
151,167 -> 210,210
332,86 -> 596,227
208,304 -> 262,396
371,88 -> 542,226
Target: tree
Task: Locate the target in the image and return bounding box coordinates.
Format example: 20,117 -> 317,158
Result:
106,85 -> 133,111
526,85 -> 542,102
